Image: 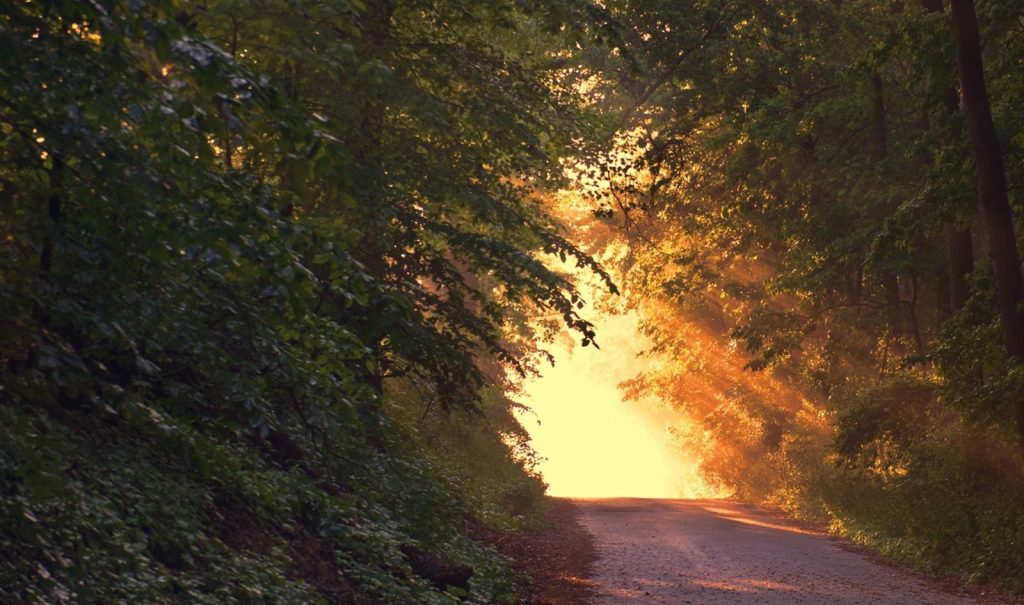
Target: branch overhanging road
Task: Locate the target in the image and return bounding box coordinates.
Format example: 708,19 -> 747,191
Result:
576,498 -> 999,605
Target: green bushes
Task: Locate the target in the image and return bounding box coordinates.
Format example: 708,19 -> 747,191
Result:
387,384 -> 548,532
0,395 -> 535,603
771,378 -> 1024,589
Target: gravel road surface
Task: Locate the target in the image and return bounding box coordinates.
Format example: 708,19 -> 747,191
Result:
577,498 -> 995,605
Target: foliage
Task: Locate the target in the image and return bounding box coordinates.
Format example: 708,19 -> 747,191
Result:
386,380 -> 548,531
578,0 -> 1024,590
9,0 -> 1024,596
0,0 -> 611,602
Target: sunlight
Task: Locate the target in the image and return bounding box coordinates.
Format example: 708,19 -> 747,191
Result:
517,309 -> 712,498
701,505 -> 817,535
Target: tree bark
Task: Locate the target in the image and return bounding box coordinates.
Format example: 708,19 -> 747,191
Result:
918,0 -> 976,314
870,74 -> 888,160
350,0 -> 398,449
870,72 -> 906,338
883,272 -> 903,337
909,271 -> 925,355
950,0 -> 1024,456
948,225 -> 975,310
935,260 -> 952,319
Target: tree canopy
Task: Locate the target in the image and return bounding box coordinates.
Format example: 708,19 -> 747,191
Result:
574,0 -> 1024,588
5,0 -> 1024,600
0,0 -> 614,601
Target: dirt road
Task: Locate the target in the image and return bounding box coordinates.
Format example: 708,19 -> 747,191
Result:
576,498 -> 995,605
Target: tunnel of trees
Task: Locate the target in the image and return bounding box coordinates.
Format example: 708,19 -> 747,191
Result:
3,0 -> 1024,602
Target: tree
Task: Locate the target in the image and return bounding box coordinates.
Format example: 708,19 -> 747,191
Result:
0,0 -> 615,601
949,0 -> 1024,455
195,0 -> 616,417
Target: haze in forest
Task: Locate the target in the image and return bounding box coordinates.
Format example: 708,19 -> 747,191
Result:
518,308 -> 712,498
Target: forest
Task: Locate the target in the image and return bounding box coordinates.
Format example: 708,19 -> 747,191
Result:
2,0 -> 1024,603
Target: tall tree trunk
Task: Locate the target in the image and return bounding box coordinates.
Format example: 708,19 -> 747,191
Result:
948,225 -> 975,310
935,259 -> 952,319
918,0 -> 976,314
950,0 -> 1024,456
870,72 -> 906,338
350,0 -> 398,448
909,271 -> 925,355
883,272 -> 903,337
848,267 -> 864,306
870,74 -> 889,159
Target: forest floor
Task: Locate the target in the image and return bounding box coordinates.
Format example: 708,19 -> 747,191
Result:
529,498 -> 1016,605
479,498 -> 598,604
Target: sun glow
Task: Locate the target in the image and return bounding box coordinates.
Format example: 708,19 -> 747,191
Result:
510,162 -> 728,499
517,307 -> 716,498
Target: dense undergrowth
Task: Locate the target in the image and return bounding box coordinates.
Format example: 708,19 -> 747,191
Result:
0,376 -> 544,603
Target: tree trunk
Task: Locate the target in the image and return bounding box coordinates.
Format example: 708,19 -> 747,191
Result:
350,0 -> 398,449
883,273 -> 903,337
950,0 -> 1024,456
918,0 -> 976,314
870,72 -> 906,339
948,225 -> 975,310
909,271 -> 925,355
935,260 -> 952,319
870,74 -> 888,160
848,267 -> 864,306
